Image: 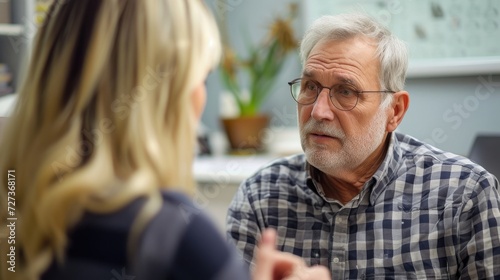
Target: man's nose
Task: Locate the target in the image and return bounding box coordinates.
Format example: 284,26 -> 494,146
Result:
310,89 -> 335,121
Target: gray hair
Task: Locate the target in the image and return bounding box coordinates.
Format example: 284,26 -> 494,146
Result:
300,13 -> 408,108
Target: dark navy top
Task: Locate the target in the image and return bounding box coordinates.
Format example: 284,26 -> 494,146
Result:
42,191 -> 250,280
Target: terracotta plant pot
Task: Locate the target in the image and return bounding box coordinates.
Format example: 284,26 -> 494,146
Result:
221,114 -> 270,153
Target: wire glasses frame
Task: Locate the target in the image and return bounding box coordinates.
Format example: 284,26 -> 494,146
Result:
288,78 -> 395,111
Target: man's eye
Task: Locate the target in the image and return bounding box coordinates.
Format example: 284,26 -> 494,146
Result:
304,81 -> 318,92
337,86 -> 356,96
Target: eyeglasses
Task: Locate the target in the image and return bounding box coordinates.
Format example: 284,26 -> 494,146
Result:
288,78 -> 395,111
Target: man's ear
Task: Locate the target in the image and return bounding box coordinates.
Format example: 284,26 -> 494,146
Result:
387,91 -> 410,132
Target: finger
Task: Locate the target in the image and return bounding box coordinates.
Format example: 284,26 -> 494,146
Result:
259,228 -> 277,249
254,252 -> 304,280
269,252 -> 304,279
306,266 -> 331,279
283,265 -> 331,280
253,229 -> 278,280
253,228 -> 305,280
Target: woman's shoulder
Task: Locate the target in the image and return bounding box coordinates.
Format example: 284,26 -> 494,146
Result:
137,190 -> 250,280
160,190 -> 199,212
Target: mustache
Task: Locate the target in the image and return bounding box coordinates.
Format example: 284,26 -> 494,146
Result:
301,120 -> 345,139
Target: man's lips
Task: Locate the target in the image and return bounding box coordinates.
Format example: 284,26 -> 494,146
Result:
309,132 -> 338,142
309,131 -> 336,138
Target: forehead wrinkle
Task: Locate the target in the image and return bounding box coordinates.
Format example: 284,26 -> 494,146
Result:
303,37 -> 379,88
307,46 -> 367,70
303,58 -> 363,88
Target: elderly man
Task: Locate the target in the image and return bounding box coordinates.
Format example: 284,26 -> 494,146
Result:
227,13 -> 500,279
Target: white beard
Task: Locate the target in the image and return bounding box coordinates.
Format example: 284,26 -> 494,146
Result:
300,108 -> 388,176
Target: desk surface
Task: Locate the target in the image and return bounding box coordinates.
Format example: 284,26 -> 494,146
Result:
193,155 -> 281,185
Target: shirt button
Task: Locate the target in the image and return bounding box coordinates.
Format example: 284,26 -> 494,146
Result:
333,257 -> 340,263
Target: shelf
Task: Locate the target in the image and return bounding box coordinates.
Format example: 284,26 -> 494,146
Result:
0,24 -> 24,36
407,57 -> 500,78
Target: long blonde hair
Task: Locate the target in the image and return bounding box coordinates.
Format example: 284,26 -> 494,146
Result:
0,0 -> 221,278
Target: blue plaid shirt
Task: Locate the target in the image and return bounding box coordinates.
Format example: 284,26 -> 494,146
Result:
227,132 -> 500,279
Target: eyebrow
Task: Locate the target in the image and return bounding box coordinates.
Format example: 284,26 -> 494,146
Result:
339,77 -> 357,87
301,69 -> 359,88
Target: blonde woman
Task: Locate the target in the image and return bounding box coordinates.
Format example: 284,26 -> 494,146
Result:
0,0 -> 329,279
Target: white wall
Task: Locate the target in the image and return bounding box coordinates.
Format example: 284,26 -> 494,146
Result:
399,75 -> 500,156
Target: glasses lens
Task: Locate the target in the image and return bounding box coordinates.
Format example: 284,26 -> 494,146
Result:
289,79 -> 360,110
330,86 -> 359,110
291,81 -> 301,101
291,80 -> 317,105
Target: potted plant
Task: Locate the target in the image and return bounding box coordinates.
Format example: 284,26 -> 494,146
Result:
219,3 -> 298,153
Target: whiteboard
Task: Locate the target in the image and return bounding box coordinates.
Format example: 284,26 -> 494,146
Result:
302,0 -> 500,78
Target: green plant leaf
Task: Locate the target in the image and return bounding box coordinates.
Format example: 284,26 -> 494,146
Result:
218,3 -> 298,117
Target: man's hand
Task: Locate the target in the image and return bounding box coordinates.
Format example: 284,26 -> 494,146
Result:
252,228 -> 331,280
